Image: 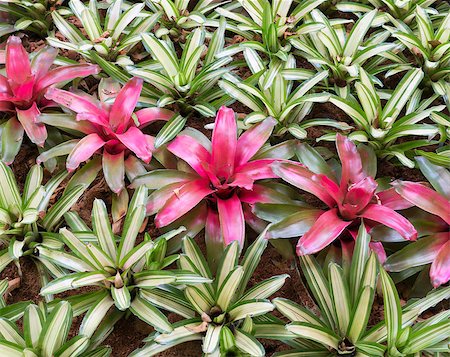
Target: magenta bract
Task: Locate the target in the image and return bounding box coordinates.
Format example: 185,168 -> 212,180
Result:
273,134 -> 418,256
151,106 -> 280,247
44,77 -> 174,193
0,35 -> 100,163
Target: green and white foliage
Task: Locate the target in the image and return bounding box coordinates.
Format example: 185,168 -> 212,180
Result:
38,186 -> 209,337
377,268 -> 450,356
131,20 -> 232,117
335,0 -> 441,25
328,67 -> 446,167
0,301 -> 112,357
47,0 -> 159,66
144,0 -> 228,39
273,224 -> 450,356
0,162 -> 89,283
290,9 -> 396,97
384,6 -> 450,97
219,50 -> 353,139
131,231 -> 288,357
216,0 -> 327,59
0,0 -> 68,36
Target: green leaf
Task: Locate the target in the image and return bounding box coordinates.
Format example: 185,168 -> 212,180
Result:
240,274 -> 289,301
92,199 -> 117,259
39,302 -> 72,356
217,267 -> 244,312
234,328 -> 265,357
154,114 -> 187,149
329,263 -> 350,335
287,322 -> 340,349
130,295 -> 173,333
141,33 -> 179,78
228,299 -> 274,321
379,268 -> 401,348
23,305 -> 43,348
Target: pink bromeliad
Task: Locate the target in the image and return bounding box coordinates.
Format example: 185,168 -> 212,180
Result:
149,106 -> 280,248
0,36 -> 100,164
43,77 -> 174,193
384,178 -> 449,287
272,134 -> 417,256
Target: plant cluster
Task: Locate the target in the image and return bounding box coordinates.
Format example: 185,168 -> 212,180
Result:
0,0 -> 449,355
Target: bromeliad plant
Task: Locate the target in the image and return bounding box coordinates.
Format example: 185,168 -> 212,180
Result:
0,162 -> 89,281
0,301 -> 112,357
39,187 -> 208,337
258,134 -> 417,256
385,6 -> 450,96
37,77 -> 174,193
130,22 -> 233,118
216,0 -> 327,60
290,9 -> 396,97
273,225 -> 450,356
145,0 -> 227,39
383,157 -> 450,287
0,0 -> 66,36
219,50 -> 352,139
47,0 -> 159,66
134,106 -> 293,261
0,35 -> 100,164
131,233 -> 287,357
328,68 -> 446,167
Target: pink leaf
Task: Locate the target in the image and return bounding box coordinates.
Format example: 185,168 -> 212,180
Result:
135,107 -> 174,128
146,182 -> 187,216
211,106 -> 237,179
297,209 -> 351,255
341,177 -> 378,218
109,77 -> 143,133
234,159 -> 279,181
430,240 -> 450,287
369,241 -> 387,264
6,36 -> 32,84
0,74 -> 11,94
235,117 -> 276,166
16,102 -> 47,147
359,204 -> 417,241
66,134 -> 105,171
167,135 -> 211,178
239,183 -> 290,204
115,126 -> 154,163
272,161 -> 336,208
35,64 -> 100,95
45,88 -> 109,123
392,180 -> 450,225
205,208 -> 223,267
155,179 -> 213,227
31,46 -> 58,80
377,187 -> 415,210
336,134 -> 364,190
228,172 -> 254,190
217,193 -> 245,246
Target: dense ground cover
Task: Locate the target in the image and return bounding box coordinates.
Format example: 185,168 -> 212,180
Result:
0,0 -> 449,356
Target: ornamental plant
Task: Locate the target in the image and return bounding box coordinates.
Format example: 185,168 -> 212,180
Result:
261,134 -> 417,256
383,157 -> 450,287
131,233 -> 287,357
47,0 -> 158,66
131,22 -> 233,118
145,0 -> 226,38
0,162 -> 89,281
329,68 -> 445,167
385,6 -> 450,96
0,35 -> 100,164
39,187 -> 208,337
289,9 -> 396,97
217,0 -> 327,60
0,301 -> 111,357
0,0 -> 64,36
37,77 -> 174,193
273,226 -> 450,356
137,106 -> 292,260
219,50 -> 352,139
